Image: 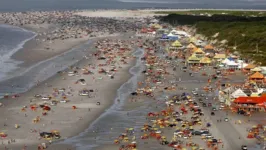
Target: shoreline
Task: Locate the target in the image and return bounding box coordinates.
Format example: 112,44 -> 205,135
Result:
0,34 -> 137,150
0,21 -> 122,99
11,23 -> 92,67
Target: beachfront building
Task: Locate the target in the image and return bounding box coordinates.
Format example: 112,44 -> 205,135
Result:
244,64 -> 256,72
249,72 -> 264,83
251,67 -> 262,72
193,48 -> 205,58
222,88 -> 247,106
204,44 -> 215,54
233,96 -> 266,111
213,54 -> 226,60
169,40 -> 182,50
187,54 -> 200,65
187,43 -> 197,50
199,56 -> 212,65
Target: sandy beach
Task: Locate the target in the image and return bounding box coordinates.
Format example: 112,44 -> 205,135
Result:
0,9 -> 265,150
0,31 -> 140,149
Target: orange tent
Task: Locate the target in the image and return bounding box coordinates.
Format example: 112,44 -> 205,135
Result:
244,64 -> 256,70
204,44 -> 214,50
249,72 -> 264,80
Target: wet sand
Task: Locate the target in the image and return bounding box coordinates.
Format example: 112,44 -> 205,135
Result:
11,24 -> 91,67
0,34 -> 137,150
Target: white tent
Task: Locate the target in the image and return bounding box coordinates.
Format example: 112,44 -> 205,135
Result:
223,87 -> 233,93
226,61 -> 238,66
170,30 -> 190,37
236,60 -> 248,69
167,32 -> 178,37
222,58 -> 231,64
231,89 -> 247,98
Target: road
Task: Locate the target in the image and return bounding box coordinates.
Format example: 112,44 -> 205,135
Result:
173,61 -> 250,150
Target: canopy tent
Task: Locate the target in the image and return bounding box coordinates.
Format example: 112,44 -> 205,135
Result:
187,43 -> 197,49
249,72 -> 264,80
234,97 -> 266,104
200,57 -> 212,64
244,64 -> 256,70
171,40 -> 182,47
150,24 -> 162,29
231,89 -> 247,98
204,44 -> 214,50
193,48 -> 205,54
187,54 -> 200,63
214,54 -> 226,59
251,67 -> 262,72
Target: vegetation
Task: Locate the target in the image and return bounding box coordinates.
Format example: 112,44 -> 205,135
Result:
159,13 -> 266,65
155,10 -> 266,17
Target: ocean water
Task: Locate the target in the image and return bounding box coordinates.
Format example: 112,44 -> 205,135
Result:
0,25 -> 92,97
0,0 -> 266,12
0,24 -> 36,81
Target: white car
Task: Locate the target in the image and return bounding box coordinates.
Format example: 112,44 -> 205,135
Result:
155,130 -> 162,134
60,100 -> 68,103
219,106 -> 225,110
42,97 -> 50,100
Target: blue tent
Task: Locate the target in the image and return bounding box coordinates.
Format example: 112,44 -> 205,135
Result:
227,57 -> 234,61
160,34 -> 169,40
168,36 -> 178,41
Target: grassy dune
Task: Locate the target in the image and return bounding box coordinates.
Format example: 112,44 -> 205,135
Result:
159,11 -> 266,65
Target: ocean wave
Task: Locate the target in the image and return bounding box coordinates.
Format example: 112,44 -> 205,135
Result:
0,40 -> 92,98
0,24 -> 36,82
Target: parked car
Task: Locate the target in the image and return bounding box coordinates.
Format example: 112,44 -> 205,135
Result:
192,131 -> 202,135
241,145 -> 248,150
